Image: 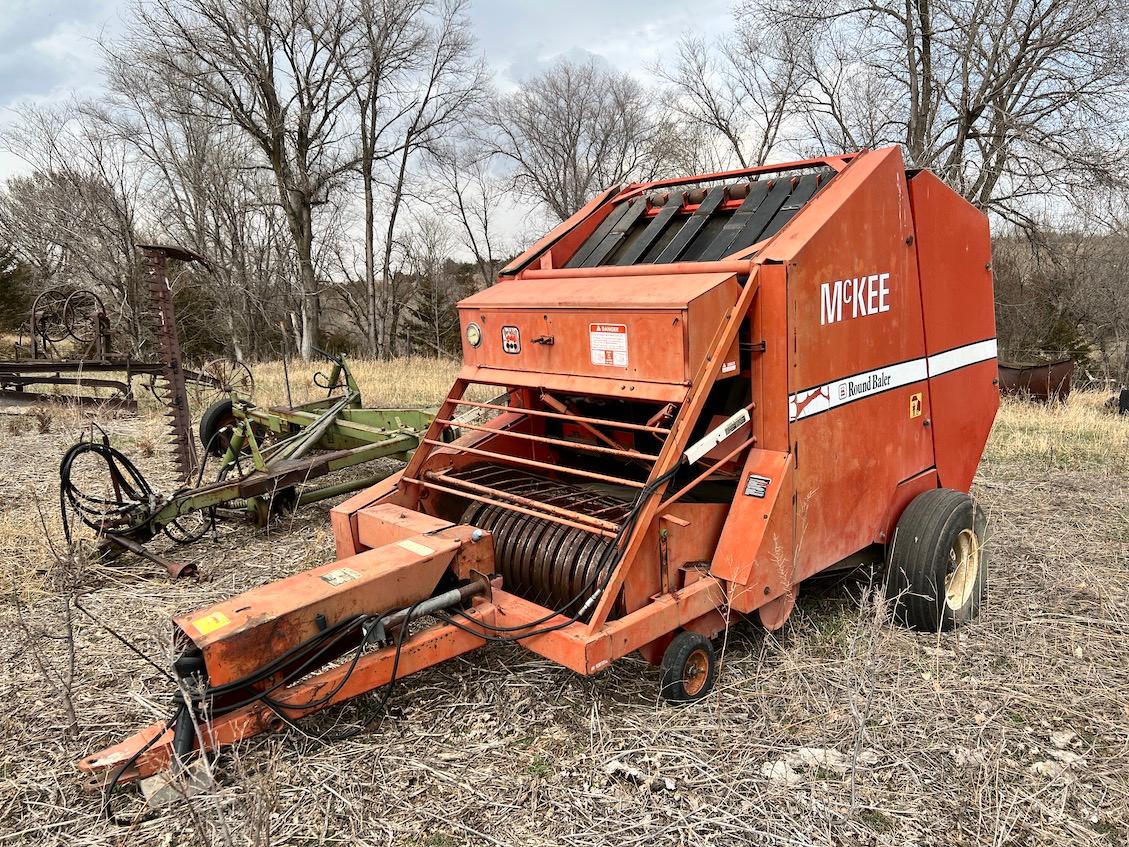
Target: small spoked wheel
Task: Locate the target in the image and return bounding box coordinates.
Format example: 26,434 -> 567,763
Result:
886,488 -> 988,632
660,631 -> 717,704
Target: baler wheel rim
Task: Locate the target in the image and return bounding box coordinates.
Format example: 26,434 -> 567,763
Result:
682,648 -> 711,697
945,528 -> 981,611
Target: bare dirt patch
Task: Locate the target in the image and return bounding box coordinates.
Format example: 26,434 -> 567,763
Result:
1,383 -> 1126,846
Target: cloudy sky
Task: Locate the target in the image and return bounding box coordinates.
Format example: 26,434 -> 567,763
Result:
0,0 -> 734,179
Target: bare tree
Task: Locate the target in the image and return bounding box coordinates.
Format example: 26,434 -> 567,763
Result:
750,0 -> 1129,225
96,56 -> 299,360
401,213 -> 466,356
488,58 -> 675,222
373,0 -> 485,358
0,103 -> 147,350
348,0 -> 429,355
654,25 -> 805,170
121,0 -> 366,359
427,141 -> 510,287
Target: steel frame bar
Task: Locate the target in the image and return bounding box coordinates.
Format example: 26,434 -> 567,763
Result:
659,434 -> 758,509
620,153 -> 852,198
424,471 -> 621,533
420,439 -> 647,489
451,398 -> 671,434
520,260 -> 755,280
408,477 -> 618,538
584,270 -> 762,632
433,416 -> 658,461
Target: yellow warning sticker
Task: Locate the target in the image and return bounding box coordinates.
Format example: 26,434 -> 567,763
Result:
397,538 -> 434,557
192,611 -> 230,636
321,566 -> 361,586
910,392 -> 923,418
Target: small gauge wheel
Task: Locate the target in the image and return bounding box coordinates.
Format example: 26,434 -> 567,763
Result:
659,631 -> 718,704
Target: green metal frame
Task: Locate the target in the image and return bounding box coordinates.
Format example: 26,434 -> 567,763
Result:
108,356 -> 435,569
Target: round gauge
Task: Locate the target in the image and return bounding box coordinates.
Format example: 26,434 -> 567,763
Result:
466,322 -> 482,348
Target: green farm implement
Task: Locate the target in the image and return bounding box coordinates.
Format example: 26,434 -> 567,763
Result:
59,357 -> 435,578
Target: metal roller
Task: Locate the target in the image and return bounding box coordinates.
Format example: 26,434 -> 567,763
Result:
455,465 -> 634,615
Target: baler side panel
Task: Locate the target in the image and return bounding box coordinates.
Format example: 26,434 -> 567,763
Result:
709,265 -> 795,605
776,147 -> 936,583
907,170 -> 999,493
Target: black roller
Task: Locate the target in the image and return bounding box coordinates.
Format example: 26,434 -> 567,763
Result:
454,465 -> 633,616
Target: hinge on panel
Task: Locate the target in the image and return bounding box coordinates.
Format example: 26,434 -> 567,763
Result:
741,340 -> 767,353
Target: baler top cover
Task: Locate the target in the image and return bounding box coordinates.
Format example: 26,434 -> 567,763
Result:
564,169 -> 837,268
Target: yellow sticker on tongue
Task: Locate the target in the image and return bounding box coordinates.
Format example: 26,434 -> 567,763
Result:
192,611 -> 230,636
397,538 -> 433,557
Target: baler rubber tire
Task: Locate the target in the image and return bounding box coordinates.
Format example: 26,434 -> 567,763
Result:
885,488 -> 988,632
660,631 -> 717,704
199,398 -> 238,457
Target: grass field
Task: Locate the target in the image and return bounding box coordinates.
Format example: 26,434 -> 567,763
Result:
0,360 -> 1126,846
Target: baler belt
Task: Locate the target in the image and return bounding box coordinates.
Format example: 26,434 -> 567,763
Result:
758,172 -> 823,243
578,198 -> 649,267
653,185 -> 727,263
566,199 -> 639,268
614,192 -> 684,265
699,177 -> 792,260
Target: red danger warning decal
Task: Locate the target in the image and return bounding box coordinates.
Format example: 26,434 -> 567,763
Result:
589,323 -> 628,367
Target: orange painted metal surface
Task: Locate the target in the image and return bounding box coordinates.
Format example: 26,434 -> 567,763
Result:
459,273 -> 741,386
907,169 -> 999,492
78,607 -> 495,785
174,534 -> 459,688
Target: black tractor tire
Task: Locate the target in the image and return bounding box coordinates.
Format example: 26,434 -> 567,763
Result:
885,488 -> 988,632
199,398 -> 238,457
659,631 -> 717,704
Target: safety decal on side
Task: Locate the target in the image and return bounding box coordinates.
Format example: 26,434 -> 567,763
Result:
397,538 -> 434,556
321,566 -> 361,586
909,392 -> 923,418
589,323 -> 628,367
744,474 -> 771,497
192,610 -> 230,636
501,325 -> 521,354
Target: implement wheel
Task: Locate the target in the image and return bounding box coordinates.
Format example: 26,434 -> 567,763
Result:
660,631 -> 717,704
199,398 -> 239,457
885,488 -> 988,632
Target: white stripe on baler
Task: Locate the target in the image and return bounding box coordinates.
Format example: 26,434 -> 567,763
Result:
926,338 -> 997,377
787,338 -> 997,422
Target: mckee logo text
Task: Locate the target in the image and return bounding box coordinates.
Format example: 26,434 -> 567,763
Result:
820,272 -> 891,325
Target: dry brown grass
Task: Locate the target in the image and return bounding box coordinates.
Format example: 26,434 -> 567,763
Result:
0,362 -> 1126,846
985,392 -> 1129,471
250,355 -> 463,409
